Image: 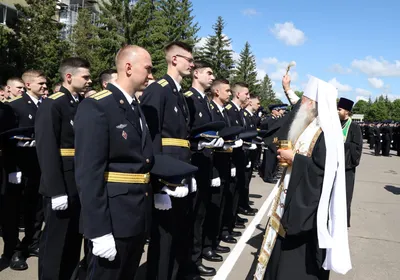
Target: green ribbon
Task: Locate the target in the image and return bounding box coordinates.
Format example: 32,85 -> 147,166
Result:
342,118 -> 352,142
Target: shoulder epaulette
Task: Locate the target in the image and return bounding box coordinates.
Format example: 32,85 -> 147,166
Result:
91,90 -> 112,100
225,104 -> 232,110
90,90 -> 110,99
210,103 -> 214,110
49,92 -> 65,100
184,91 -> 193,97
157,79 -> 168,87
7,95 -> 23,102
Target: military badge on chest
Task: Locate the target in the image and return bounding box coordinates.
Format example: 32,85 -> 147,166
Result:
199,112 -> 202,118
174,106 -> 178,113
122,130 -> 128,140
29,114 -> 33,120
70,120 -> 74,127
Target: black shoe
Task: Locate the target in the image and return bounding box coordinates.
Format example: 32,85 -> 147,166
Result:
197,264 -> 216,277
235,223 -> 245,229
202,250 -> 223,262
28,247 -> 39,257
221,235 -> 237,244
236,216 -> 248,223
0,255 -> 11,271
247,207 -> 258,214
238,207 -> 255,216
10,252 -> 28,271
231,231 -> 242,237
215,245 -> 230,254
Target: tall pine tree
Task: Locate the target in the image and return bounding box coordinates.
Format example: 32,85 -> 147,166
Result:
232,42 -> 259,94
259,74 -> 278,108
71,8 -> 111,89
199,16 -> 234,79
15,0 -> 70,84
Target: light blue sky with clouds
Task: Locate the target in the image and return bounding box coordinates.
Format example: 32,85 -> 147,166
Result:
191,0 -> 400,102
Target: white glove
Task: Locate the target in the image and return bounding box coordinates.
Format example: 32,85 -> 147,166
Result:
191,177 -> 197,193
244,143 -> 257,150
29,140 -> 36,147
51,195 -> 68,211
91,233 -> 117,261
8,172 -> 22,184
162,185 -> 189,198
214,138 -> 225,148
154,193 -> 172,210
17,141 -> 30,147
198,139 -> 217,150
223,139 -> 243,150
231,168 -> 236,177
246,161 -> 252,168
211,177 -> 221,187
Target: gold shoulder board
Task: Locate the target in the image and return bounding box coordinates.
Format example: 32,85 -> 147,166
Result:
7,95 -> 23,102
92,90 -> 112,100
225,104 -> 232,110
90,90 -> 109,99
210,103 -> 214,109
184,91 -> 193,97
49,92 -> 65,100
157,79 -> 168,87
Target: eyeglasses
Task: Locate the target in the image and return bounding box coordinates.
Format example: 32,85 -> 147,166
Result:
175,54 -> 194,64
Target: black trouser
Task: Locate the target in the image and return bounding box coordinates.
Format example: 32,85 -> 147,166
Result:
374,140 -> 381,156
203,153 -> 230,253
39,196 -> 82,280
345,170 -> 355,228
1,176 -> 42,258
87,234 -> 145,280
261,146 -> 278,182
369,137 -> 375,149
147,196 -> 191,280
232,149 -> 245,218
382,140 -> 390,156
241,149 -> 258,209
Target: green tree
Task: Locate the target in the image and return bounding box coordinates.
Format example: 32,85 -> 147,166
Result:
232,42 -> 259,94
0,25 -> 21,83
352,100 -> 369,115
199,16 -> 234,79
15,0 -> 70,84
390,99 -> 400,121
258,74 -> 280,108
365,100 -> 389,121
71,8 -> 111,89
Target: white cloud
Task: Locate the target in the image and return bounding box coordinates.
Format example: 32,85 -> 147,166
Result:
328,78 -> 352,92
194,37 -> 208,51
329,64 -> 352,74
262,57 -> 279,64
351,56 -> 400,77
259,57 -> 299,82
355,88 -> 372,96
387,94 -> 400,101
195,36 -> 240,63
356,96 -> 369,102
368,77 -> 384,89
256,68 -> 266,81
270,22 -> 306,46
242,8 -> 260,17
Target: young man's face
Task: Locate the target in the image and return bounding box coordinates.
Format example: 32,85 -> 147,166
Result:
70,67 -> 92,92
7,81 -> 25,97
27,76 -> 48,96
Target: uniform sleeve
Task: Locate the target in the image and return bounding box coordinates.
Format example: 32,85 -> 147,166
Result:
74,99 -> 112,239
344,123 -> 363,170
35,101 -> 67,196
283,134 -> 326,235
1,103 -> 18,174
140,85 -> 164,154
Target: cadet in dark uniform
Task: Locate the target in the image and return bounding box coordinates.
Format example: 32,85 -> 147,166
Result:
184,61 -> 226,277
224,82 -> 253,239
1,70 -> 47,270
140,42 -> 197,280
381,122 -> 392,156
35,58 -> 91,280
209,80 -> 245,249
337,98 -> 363,227
75,45 -> 159,279
373,123 -> 382,156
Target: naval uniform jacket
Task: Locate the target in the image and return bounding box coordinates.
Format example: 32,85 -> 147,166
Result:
35,86 -> 82,198
74,84 -> 154,239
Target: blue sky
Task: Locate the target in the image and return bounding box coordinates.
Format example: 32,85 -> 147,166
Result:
191,0 -> 400,102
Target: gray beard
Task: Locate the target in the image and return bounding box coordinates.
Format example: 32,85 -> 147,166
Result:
288,103 -> 317,144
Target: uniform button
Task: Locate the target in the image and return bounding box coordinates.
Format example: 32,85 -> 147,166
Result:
145,192 -> 149,197
146,158 -> 150,164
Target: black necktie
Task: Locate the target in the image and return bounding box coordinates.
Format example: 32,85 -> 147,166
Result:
131,99 -> 142,133
177,90 -> 189,122
240,109 -> 247,128
222,109 -> 231,126
203,96 -> 213,120
37,99 -> 42,108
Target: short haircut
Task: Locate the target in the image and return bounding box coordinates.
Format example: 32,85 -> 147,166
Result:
21,69 -> 46,83
193,60 -> 212,71
59,57 -> 90,81
99,69 -> 117,86
6,77 -> 24,85
249,93 -> 258,99
164,41 -> 193,54
0,84 -> 5,91
232,82 -> 249,94
211,79 -> 230,96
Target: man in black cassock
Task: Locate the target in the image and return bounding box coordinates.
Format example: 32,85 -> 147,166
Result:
337,98 -> 363,228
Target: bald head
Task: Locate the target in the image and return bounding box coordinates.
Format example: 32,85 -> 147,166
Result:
114,45 -> 153,92
115,45 -> 150,72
